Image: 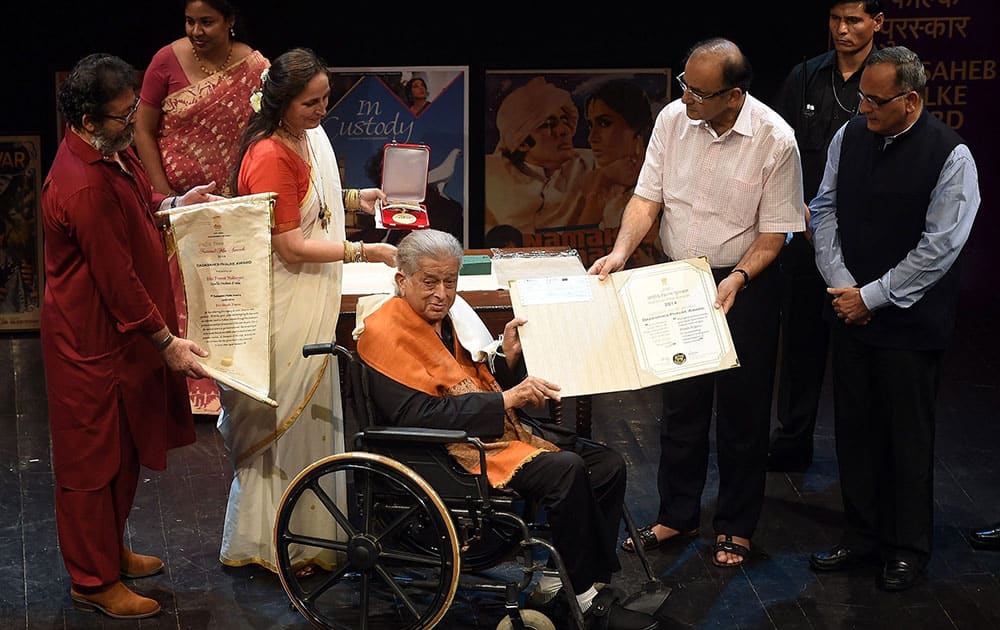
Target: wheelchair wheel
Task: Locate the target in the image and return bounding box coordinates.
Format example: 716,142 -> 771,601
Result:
496,609 -> 557,630
275,452 -> 461,629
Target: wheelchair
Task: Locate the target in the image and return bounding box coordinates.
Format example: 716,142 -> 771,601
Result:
274,342 -> 666,629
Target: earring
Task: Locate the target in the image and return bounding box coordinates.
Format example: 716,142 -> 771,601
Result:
230,27 -> 236,38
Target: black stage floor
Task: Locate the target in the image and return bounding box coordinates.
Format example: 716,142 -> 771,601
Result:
2,304 -> 999,629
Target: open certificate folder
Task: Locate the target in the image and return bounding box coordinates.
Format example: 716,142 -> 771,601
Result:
509,257 -> 739,397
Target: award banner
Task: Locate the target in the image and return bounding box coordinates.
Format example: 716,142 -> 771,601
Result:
878,1 -> 998,301
159,193 -> 277,407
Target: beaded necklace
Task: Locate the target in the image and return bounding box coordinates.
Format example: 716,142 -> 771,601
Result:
191,42 -> 233,76
278,124 -> 303,142
306,134 -> 331,231
276,126 -> 329,230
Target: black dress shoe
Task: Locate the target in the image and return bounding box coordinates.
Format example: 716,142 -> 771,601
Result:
877,559 -> 923,591
584,588 -> 659,630
968,523 -> 1000,550
809,545 -> 879,572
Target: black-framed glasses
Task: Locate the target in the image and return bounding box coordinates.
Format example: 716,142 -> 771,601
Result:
675,71 -> 732,104
857,90 -> 910,109
102,98 -> 140,125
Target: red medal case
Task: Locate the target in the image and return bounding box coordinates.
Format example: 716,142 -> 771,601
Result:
375,142 -> 431,230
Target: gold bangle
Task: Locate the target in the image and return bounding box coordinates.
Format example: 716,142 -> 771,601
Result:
343,240 -> 354,263
343,188 -> 361,212
359,241 -> 368,263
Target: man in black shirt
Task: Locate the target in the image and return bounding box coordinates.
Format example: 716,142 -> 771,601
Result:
768,0 -> 884,472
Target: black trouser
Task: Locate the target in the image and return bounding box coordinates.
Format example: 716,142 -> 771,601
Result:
656,264 -> 780,539
508,440 -> 625,594
831,328 -> 941,566
770,233 -> 831,465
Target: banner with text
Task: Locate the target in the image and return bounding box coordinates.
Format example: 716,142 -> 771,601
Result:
879,0 -> 998,301
162,193 -> 277,407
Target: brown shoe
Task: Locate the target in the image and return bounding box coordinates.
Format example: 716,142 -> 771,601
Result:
121,549 -> 164,579
71,581 -> 161,619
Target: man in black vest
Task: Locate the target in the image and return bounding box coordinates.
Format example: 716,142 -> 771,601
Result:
768,0 -> 884,473
807,46 -> 980,591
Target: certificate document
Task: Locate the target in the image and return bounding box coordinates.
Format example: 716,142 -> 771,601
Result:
159,193 -> 278,406
510,257 -> 738,397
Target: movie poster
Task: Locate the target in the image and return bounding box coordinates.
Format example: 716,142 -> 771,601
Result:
323,67 -> 468,246
484,69 -> 671,269
0,136 -> 43,331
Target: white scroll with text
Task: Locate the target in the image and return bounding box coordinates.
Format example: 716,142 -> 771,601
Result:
158,192 -> 278,407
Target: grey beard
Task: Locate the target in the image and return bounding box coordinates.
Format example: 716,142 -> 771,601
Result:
91,125 -> 135,156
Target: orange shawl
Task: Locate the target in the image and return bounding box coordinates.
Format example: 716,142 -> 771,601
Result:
357,297 -> 557,487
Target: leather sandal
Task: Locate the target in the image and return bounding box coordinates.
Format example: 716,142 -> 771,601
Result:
294,564 -> 317,579
621,524 -> 697,553
711,534 -> 750,567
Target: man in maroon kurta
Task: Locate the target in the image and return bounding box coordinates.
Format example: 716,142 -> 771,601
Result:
41,53 -> 215,619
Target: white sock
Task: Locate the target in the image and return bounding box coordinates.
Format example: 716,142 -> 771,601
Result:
537,574 -> 562,595
576,585 -> 599,613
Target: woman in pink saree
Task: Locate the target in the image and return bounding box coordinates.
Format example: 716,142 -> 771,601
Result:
135,0 -> 269,414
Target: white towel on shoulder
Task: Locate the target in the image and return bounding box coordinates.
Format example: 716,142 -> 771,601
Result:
353,293 -> 501,364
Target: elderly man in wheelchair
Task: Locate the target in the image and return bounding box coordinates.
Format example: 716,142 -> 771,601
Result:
276,228 -> 660,630
366,229 -> 659,628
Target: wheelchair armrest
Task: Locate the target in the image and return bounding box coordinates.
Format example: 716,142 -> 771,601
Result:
354,429 -> 493,503
360,426 -> 470,444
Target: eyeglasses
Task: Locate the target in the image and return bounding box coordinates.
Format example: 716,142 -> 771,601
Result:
675,72 -> 732,104
102,98 -> 140,125
857,90 -> 910,109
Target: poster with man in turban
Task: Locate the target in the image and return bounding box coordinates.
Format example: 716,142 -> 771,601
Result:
484,70 -> 670,268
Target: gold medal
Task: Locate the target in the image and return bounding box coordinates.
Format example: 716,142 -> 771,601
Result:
392,211 -> 417,225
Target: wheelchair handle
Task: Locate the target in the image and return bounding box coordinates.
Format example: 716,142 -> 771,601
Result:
302,343 -> 353,359
302,342 -> 334,357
